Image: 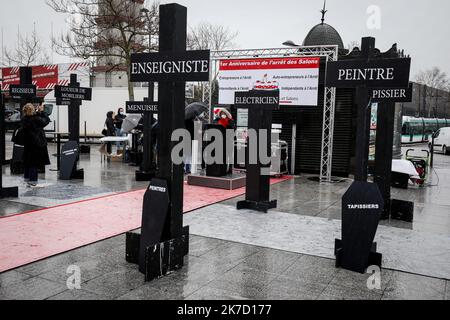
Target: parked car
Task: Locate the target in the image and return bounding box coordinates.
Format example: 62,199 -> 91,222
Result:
430,127 -> 450,155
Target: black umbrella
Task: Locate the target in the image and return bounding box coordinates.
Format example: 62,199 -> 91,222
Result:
185,102 -> 208,120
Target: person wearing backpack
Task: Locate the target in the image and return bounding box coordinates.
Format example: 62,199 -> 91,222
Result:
21,103 -> 50,188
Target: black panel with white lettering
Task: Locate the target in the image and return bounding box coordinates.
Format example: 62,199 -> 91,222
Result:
9,85 -> 36,98
130,50 -> 210,82
369,83 -> 413,103
234,90 -> 280,110
326,58 -> 411,88
126,101 -> 159,114
54,86 -> 92,101
56,98 -> 71,106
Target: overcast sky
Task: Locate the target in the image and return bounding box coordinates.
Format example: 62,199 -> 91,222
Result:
1,0 -> 449,78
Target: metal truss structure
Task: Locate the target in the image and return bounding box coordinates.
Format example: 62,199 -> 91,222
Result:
204,45 -> 338,182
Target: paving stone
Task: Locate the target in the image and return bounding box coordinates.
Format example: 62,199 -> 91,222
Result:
235,248 -> 301,275
445,281 -> 450,300
317,283 -> 383,300
116,285 -> 176,300
37,255 -> 123,285
166,256 -> 240,287
281,255 -> 338,285
0,200 -> 43,218
14,251 -> 88,277
21,184 -> 112,200
329,268 -> 394,294
382,271 -> 446,300
47,289 -> 108,300
82,267 -> 145,299
117,272 -> 204,301
208,265 -> 278,300
263,276 -> 326,300
189,236 -> 228,257
186,286 -> 249,300
0,276 -> 67,300
199,242 -> 261,266
0,270 -> 32,288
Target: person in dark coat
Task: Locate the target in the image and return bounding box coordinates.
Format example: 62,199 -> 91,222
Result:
21,103 -> 50,187
114,107 -> 127,150
105,111 -> 116,154
184,119 -> 195,174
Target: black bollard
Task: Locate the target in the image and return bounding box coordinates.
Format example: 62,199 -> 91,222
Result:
235,90 -> 279,213
135,84 -> 157,181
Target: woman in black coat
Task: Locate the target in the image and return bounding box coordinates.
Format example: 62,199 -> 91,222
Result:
21,103 -> 50,187
105,111 -> 116,154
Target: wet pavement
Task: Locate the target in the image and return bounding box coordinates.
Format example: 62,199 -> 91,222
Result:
1,135 -> 149,214
1,138 -> 449,300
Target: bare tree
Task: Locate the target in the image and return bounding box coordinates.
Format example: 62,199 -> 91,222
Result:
187,22 -> 238,102
415,67 -> 449,117
346,40 -> 360,51
3,30 -> 51,67
187,22 -> 238,52
416,67 -> 448,90
47,0 -> 159,100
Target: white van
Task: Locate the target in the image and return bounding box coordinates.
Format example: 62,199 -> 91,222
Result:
43,87 -> 153,138
431,127 -> 450,155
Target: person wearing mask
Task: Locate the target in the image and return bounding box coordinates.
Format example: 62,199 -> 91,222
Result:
213,109 -> 235,174
105,111 -> 116,154
114,107 -> 127,152
214,109 -> 235,130
21,103 -> 51,188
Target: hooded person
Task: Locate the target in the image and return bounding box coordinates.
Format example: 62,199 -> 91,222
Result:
215,109 -> 235,129
105,111 -> 116,154
105,111 -> 116,137
114,107 -> 127,150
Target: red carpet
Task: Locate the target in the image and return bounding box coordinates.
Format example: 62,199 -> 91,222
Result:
0,177 -> 291,273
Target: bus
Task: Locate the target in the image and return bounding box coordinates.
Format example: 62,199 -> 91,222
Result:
401,116 -> 450,144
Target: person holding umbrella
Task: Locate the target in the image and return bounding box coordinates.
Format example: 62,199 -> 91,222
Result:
184,102 -> 209,174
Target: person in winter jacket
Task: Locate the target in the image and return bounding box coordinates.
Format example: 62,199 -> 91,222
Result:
21,103 -> 50,187
105,111 -> 116,154
114,107 -> 127,150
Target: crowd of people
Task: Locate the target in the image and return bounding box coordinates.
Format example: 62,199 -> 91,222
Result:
11,103 -> 234,187
103,108 -> 127,154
